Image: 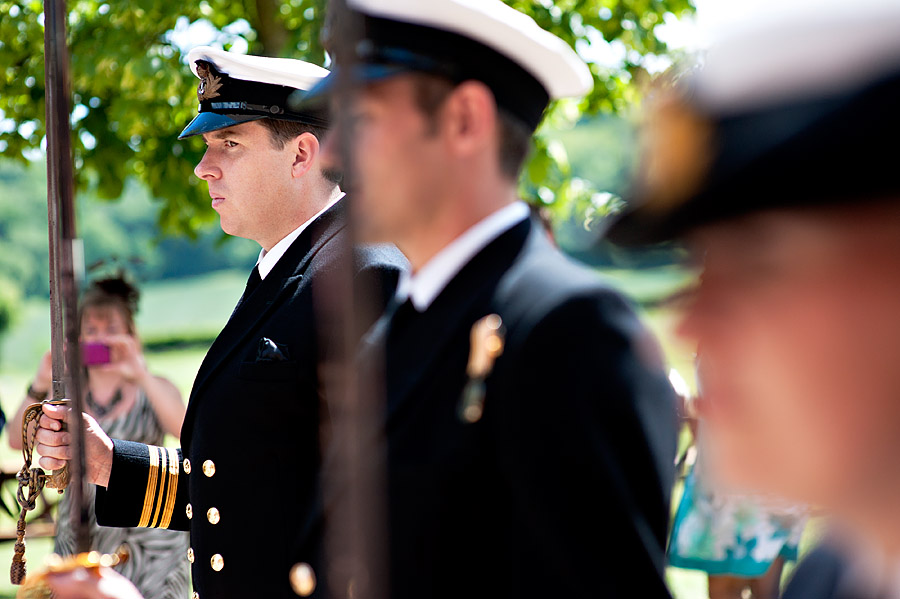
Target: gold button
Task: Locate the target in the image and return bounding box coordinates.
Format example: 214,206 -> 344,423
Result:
187,548 -> 194,563
186,503 -> 193,519
289,562 -> 316,597
183,459 -> 191,474
202,460 -> 216,477
210,553 -> 224,572
207,507 -> 220,525
114,543 -> 131,565
192,593 -> 199,599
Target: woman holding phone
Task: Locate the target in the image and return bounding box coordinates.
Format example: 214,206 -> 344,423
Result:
9,275 -> 189,599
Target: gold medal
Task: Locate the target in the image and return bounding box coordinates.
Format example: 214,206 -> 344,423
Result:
459,314 -> 505,423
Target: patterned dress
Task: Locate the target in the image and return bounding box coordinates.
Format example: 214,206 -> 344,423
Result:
55,390 -> 190,599
668,438 -> 808,577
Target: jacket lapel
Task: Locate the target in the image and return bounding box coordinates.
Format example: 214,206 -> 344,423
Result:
383,218 -> 532,422
321,219 -> 532,517
182,201 -> 347,441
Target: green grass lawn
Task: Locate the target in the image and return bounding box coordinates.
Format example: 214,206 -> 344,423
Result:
0,269 -> 247,376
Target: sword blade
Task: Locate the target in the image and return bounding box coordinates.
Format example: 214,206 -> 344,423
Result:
43,0 -> 91,554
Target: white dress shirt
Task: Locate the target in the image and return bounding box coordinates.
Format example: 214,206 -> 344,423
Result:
394,201 -> 530,312
256,193 -> 344,280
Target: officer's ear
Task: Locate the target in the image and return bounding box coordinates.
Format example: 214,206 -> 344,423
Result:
440,81 -> 497,159
291,132 -> 320,179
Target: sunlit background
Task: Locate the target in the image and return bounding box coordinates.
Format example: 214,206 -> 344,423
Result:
0,1 -> 824,597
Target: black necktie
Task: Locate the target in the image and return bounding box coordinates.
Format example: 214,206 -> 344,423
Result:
385,296 -> 417,345
230,265 -> 262,320
246,264 -> 262,293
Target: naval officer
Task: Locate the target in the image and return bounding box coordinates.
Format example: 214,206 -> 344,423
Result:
313,1 -> 679,597
607,1 -> 900,598
36,47 -> 407,599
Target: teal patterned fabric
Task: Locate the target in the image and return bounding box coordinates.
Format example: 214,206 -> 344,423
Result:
669,466 -> 806,577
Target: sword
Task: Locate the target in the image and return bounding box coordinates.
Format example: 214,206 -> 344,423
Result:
315,3 -> 387,598
44,0 -> 91,555
10,0 -> 92,584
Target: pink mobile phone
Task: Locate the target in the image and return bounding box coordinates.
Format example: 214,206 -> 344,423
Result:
81,342 -> 111,366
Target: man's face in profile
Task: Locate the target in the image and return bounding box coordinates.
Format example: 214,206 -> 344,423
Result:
679,203 -> 900,509
320,75 -> 458,246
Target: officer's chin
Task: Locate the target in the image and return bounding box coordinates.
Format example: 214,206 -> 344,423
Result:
217,217 -> 242,241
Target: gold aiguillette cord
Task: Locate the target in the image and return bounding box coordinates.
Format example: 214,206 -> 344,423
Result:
11,399 -> 71,585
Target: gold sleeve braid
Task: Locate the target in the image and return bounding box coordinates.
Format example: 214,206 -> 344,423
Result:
158,447 -> 180,529
137,447 -> 160,527
137,445 -> 181,529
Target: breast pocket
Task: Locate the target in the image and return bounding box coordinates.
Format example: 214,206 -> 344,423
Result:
237,359 -> 300,382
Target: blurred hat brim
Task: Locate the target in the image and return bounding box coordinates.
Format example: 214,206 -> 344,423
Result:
178,112 -> 267,140
297,64 -> 416,105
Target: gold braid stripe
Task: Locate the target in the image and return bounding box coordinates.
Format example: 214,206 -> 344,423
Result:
137,446 -> 160,528
137,447 -> 160,527
149,447 -> 169,528
158,447 -> 180,529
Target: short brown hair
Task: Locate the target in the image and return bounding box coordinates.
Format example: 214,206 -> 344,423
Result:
79,276 -> 139,336
411,74 -> 533,180
258,118 -> 343,185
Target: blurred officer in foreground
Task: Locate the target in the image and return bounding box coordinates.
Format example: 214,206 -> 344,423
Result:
45,568 -> 143,599
314,1 -> 678,597
608,1 -> 900,597
36,48 -> 406,599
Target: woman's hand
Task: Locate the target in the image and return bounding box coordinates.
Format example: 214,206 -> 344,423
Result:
31,350 -> 54,396
10,350 -> 55,450
99,335 -> 149,385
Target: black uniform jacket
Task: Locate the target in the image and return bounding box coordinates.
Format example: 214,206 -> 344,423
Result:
783,544 -> 869,599
359,217 -> 678,599
95,201 -> 407,599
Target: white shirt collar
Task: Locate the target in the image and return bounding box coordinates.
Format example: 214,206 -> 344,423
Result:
256,193 -> 344,280
395,201 -> 530,312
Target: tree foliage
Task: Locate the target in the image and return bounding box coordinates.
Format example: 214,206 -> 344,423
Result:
0,160 -> 260,298
0,0 -> 693,236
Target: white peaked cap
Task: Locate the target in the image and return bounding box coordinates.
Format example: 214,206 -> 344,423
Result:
697,0 -> 900,113
178,47 -> 330,139
607,0 -> 900,246
186,46 -> 330,91
347,0 -> 593,100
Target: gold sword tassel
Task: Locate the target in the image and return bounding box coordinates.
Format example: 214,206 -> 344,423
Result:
11,399 -> 70,585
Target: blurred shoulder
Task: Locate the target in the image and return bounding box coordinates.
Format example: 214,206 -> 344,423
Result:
783,543 -> 850,599
497,230 -> 640,337
354,243 -> 409,274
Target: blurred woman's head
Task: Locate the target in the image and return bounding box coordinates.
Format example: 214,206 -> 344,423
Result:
79,276 -> 139,342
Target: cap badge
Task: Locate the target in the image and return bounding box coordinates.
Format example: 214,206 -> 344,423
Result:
196,61 -> 223,102
638,87 -> 712,215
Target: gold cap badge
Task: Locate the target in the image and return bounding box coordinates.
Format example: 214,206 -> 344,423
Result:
638,86 -> 712,215
196,62 -> 223,102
